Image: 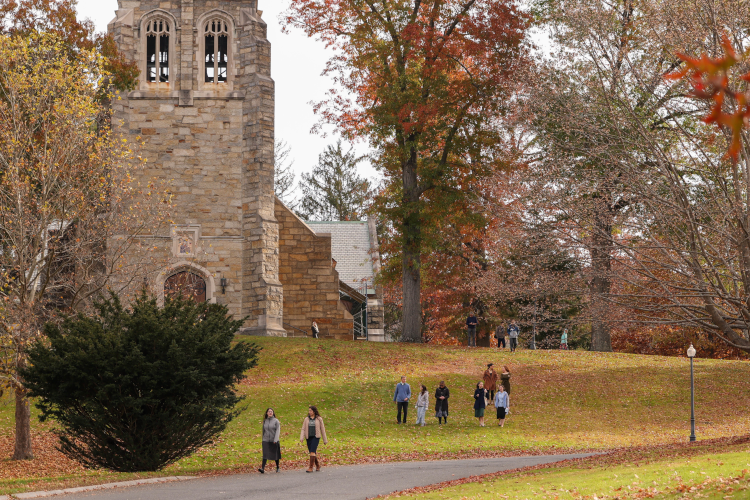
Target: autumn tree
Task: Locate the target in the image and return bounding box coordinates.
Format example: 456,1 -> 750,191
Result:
0,33 -> 168,460
297,140 -> 371,221
284,0 -> 530,341
525,0 -> 750,355
0,0 -> 137,91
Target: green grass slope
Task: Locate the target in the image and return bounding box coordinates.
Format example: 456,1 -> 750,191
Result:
1,338 -> 749,495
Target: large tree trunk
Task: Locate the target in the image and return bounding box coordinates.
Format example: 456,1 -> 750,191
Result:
13,388 -> 33,460
401,154 -> 422,342
590,205 -> 613,352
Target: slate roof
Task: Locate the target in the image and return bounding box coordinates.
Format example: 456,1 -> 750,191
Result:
306,221 -> 375,295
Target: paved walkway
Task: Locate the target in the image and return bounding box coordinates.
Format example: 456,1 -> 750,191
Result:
57,454 -> 593,500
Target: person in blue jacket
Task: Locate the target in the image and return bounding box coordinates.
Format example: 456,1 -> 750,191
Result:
494,384 -> 509,427
393,376 -> 412,424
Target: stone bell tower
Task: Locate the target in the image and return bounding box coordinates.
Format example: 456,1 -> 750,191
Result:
109,0 -> 286,336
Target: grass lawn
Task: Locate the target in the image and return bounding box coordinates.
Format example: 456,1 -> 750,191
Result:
1,338 -> 749,496
386,437 -> 750,499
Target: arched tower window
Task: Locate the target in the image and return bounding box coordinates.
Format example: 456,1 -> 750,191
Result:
204,18 -> 229,84
145,17 -> 170,83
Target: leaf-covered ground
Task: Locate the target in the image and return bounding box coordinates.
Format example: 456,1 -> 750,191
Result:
1,338 -> 749,495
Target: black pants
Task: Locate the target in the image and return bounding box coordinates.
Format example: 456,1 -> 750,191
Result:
467,326 -> 476,347
510,337 -> 517,352
488,389 -> 495,401
397,401 -> 408,423
498,336 -> 505,348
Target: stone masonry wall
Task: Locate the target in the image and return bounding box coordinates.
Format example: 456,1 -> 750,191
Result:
276,199 -> 353,340
110,0 -> 285,335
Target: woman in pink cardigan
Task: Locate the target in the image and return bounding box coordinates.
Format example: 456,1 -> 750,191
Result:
299,405 -> 328,472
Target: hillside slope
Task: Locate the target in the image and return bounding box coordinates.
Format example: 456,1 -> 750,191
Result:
1,338 -> 748,495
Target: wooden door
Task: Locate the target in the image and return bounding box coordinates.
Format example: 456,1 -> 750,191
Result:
164,271 -> 207,303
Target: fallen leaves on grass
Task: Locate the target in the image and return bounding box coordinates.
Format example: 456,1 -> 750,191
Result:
379,434 -> 750,499
0,431 -> 83,480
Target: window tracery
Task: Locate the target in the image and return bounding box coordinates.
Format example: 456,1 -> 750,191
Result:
145,17 -> 170,83
204,19 -> 229,84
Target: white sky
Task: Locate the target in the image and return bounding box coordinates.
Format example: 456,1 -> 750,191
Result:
76,0 -> 378,189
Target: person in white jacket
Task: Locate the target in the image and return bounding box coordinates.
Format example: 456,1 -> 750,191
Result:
415,385 -> 429,426
494,385 -> 509,427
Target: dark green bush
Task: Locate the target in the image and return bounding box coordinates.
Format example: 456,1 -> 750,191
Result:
21,292 -> 259,472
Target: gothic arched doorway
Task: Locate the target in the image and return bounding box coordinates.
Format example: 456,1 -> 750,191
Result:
164,270 -> 207,303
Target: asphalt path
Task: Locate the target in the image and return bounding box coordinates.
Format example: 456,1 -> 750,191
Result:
59,453 -> 594,500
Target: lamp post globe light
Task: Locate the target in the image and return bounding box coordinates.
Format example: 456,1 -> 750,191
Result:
687,344 -> 697,442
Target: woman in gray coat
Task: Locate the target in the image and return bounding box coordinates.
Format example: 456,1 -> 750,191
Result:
258,408 -> 281,473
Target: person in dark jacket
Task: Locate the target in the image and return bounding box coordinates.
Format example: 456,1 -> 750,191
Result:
434,381 -> 450,424
258,408 -> 281,473
474,381 -> 488,426
311,321 -> 319,339
500,365 -> 511,395
495,324 -> 506,348
466,314 -> 478,347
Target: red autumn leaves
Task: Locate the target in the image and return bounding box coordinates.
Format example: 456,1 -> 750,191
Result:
667,34 -> 750,160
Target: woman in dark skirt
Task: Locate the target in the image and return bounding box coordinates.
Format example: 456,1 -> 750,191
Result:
474,381 -> 488,426
258,408 -> 281,473
434,381 -> 450,424
299,405 -> 328,472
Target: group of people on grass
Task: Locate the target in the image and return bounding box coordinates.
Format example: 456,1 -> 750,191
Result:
393,364 -> 512,428
468,314 -> 570,350
257,365 -> 513,475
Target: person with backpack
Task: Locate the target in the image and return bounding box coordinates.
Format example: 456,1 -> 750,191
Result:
508,322 -> 519,352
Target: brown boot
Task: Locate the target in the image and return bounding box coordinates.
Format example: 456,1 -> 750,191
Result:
314,455 -> 321,471
306,455 -> 314,473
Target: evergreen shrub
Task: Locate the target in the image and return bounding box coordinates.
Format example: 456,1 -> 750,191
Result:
21,292 -> 259,471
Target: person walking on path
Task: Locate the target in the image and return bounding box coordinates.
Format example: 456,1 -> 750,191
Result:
466,313 -> 478,347
560,329 -> 568,350
311,321 -> 319,339
393,376 -> 412,424
416,384 -> 429,426
258,408 -> 281,474
500,365 -> 511,395
474,381 -> 488,426
494,385 -> 509,427
508,322 -> 519,352
483,364 -> 498,402
299,405 -> 328,472
435,381 -> 450,424
495,324 -> 506,348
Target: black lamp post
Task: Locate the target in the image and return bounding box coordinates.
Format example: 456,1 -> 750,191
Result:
687,343 -> 696,442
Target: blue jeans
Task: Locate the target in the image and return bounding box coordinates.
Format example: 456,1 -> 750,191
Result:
416,406 -> 426,425
468,326 -> 476,346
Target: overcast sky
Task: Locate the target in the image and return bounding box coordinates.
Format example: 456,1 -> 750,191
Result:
76,0 -> 378,188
